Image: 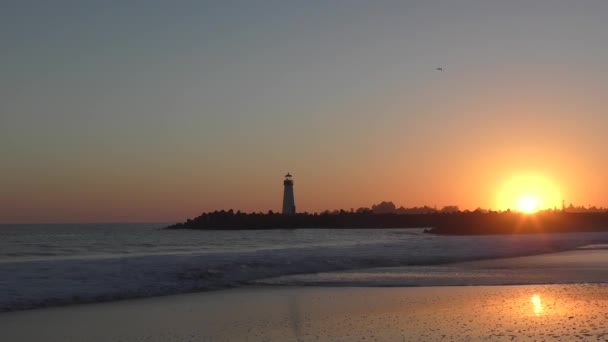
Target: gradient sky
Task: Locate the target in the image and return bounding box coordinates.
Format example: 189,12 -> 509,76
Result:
2,1 -> 608,223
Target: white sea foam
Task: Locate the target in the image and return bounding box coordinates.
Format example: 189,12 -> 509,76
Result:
2,229 -> 608,311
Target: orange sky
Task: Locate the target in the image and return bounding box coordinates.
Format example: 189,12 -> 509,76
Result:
2,1 -> 608,223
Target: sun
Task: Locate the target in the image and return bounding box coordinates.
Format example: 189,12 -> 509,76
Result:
517,196 -> 539,213
497,174 -> 561,213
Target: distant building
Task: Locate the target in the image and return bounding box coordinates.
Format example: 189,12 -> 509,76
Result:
282,173 -> 296,215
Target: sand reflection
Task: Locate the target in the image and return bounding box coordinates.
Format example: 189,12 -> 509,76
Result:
531,294 -> 543,315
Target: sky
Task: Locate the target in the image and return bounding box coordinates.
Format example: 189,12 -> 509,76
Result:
2,0 -> 608,223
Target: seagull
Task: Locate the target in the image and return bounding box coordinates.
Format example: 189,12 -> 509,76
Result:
436,67 -> 443,71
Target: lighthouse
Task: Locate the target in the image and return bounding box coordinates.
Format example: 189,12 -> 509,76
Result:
282,173 -> 296,215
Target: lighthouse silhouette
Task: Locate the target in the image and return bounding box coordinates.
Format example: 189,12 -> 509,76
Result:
282,173 -> 296,215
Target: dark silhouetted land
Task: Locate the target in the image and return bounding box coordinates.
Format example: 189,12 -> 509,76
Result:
166,209 -> 608,235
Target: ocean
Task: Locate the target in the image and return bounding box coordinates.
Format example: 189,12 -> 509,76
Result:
2,223 -> 608,311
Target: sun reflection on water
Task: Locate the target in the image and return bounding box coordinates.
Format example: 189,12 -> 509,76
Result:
531,294 -> 543,315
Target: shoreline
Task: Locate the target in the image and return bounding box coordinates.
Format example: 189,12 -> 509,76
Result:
256,246 -> 608,288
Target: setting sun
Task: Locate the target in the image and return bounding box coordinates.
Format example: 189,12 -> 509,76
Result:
517,196 -> 539,213
497,174 -> 561,212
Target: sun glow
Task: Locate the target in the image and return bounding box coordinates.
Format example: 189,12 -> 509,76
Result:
497,174 -> 561,213
517,196 -> 539,213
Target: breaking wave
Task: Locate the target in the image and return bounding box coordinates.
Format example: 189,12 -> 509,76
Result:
2,230 -> 608,311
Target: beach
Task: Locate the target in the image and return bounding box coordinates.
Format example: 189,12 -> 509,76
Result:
5,1 -> 608,340
2,247 -> 608,341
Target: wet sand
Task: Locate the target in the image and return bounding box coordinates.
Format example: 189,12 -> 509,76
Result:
2,284 -> 608,341
2,248 -> 608,341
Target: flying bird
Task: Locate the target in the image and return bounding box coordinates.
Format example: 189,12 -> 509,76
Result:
436,67 -> 443,71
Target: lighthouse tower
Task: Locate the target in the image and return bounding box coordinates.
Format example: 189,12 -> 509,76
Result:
282,173 -> 296,215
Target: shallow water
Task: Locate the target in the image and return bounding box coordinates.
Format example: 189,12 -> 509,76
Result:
257,247 -> 608,287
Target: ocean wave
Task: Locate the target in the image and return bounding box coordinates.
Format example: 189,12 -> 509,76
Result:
2,231 -> 608,311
